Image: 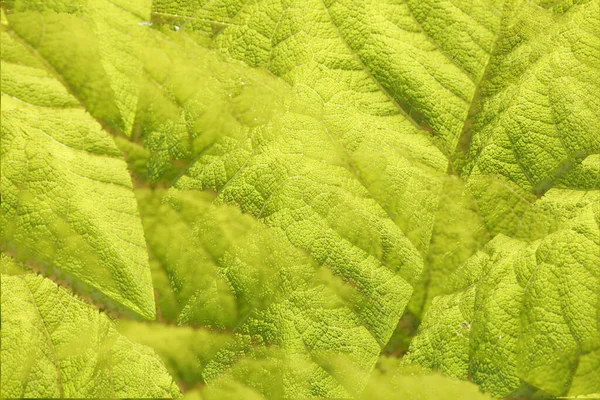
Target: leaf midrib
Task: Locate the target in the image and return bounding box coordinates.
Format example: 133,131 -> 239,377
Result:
21,276 -> 64,398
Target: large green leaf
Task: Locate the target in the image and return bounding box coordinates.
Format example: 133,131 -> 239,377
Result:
162,0 -> 600,192
149,0 -> 599,318
117,320 -> 232,390
458,0 -> 600,192
118,322 -> 495,400
359,358 -> 493,400
0,20 -> 155,318
152,0 -> 502,155
404,189 -> 600,398
135,189 -> 401,397
3,0 -> 599,397
153,0 -> 451,256
0,257 -> 181,398
1,1 -> 435,394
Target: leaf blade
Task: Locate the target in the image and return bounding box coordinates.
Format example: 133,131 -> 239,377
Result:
0,265 -> 180,398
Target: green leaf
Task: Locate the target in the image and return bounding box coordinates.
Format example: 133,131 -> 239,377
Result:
359,359 -> 494,400
136,189 -> 395,396
404,189 -> 600,398
1,252 -> 27,275
2,1 -> 435,393
134,189 -> 223,323
153,0 -> 502,155
148,0 -> 599,341
4,0 -> 599,397
150,0 -> 451,257
0,26 -> 155,319
135,186 -> 465,397
0,261 -> 181,398
2,0 -> 149,136
165,38 -> 437,343
407,175 -> 490,317
177,355 -> 494,400
202,0 -> 597,189
117,320 -> 232,389
458,0 -> 600,192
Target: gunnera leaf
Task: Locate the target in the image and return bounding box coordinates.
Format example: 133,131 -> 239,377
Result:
2,1 -> 437,394
0,20 -> 155,319
3,0 -> 599,397
0,256 -> 181,399
404,189 -> 600,398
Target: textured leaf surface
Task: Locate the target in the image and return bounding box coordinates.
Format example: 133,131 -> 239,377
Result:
359,358 -> 493,400
155,0 -> 450,255
136,189 -> 398,397
126,1 -> 444,391
117,320 -> 232,389
407,175 -> 490,316
3,0 -> 600,397
0,24 -> 155,318
177,361 -> 495,400
0,261 -> 181,398
459,0 -> 600,192
154,0 -> 600,190
152,0 -> 502,154
150,0 -> 599,320
404,189 -> 600,397
1,0 -> 436,394
135,189 -> 221,322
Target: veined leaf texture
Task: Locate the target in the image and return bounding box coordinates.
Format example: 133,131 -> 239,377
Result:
0,0 -> 598,398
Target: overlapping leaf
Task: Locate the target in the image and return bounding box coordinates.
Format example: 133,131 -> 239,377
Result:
359,358 -> 494,400
2,0 -> 599,397
152,0 -> 502,154
117,320 -> 232,389
150,0 -> 599,317
458,0 -> 600,193
0,256 -> 181,398
2,0 -> 440,394
404,189 -> 600,398
154,0 -> 450,255
0,18 -> 155,318
407,175 -> 490,317
136,189 -> 402,396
